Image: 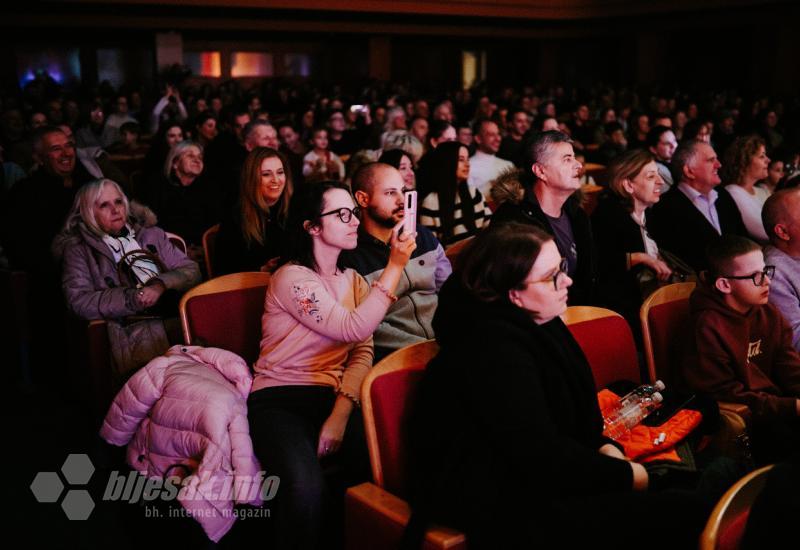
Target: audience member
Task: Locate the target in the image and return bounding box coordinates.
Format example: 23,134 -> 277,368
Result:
406,222 -> 708,548
343,163 -> 451,361
648,139 -> 747,272
247,181 -> 415,549
54,178 -> 200,376
763,189 -> 800,351
682,235 -> 800,463
492,130 -> 597,305
303,127 -> 345,182
647,125 -> 678,191
378,148 -> 416,190
215,147 -> 292,275
468,119 -> 514,198
419,141 -> 491,246
722,135 -> 771,243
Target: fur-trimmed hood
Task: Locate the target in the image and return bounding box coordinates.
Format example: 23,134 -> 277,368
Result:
489,167 -> 525,208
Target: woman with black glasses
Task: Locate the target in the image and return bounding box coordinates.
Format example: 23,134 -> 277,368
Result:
406,222 -> 708,549
247,181 -> 416,549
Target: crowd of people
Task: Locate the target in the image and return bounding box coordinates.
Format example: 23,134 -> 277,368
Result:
3,72 -> 800,548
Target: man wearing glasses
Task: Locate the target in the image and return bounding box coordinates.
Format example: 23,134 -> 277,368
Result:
683,234 -> 800,463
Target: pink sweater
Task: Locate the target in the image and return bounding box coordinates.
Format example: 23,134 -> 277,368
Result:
252,264 -> 392,402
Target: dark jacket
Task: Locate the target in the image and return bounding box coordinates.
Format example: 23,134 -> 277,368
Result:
340,225 -> 451,359
1,163 -> 94,274
683,280 -> 800,420
214,204 -> 287,275
406,276 -> 632,545
492,179 -> 598,305
647,184 -> 747,273
146,173 -> 220,246
591,192 -> 651,328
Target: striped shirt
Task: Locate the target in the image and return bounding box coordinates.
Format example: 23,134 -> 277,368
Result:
420,183 -> 491,245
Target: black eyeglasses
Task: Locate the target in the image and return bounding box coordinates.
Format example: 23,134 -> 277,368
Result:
319,206 -> 360,223
721,265 -> 775,287
524,257 -> 569,290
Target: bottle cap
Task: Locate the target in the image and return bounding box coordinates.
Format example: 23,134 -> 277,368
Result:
654,380 -> 666,391
652,392 -> 664,403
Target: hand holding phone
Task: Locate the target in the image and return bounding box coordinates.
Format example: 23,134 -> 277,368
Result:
403,190 -> 417,236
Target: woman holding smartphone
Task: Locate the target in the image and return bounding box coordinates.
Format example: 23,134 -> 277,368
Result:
247,181 -> 416,549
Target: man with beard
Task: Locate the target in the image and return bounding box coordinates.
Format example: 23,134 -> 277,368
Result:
342,163 -> 452,361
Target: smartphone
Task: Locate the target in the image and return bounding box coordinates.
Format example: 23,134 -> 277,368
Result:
350,104 -> 365,113
403,190 -> 417,235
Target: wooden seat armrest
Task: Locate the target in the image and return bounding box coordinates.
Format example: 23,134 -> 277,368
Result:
346,482 -> 466,548
718,401 -> 752,425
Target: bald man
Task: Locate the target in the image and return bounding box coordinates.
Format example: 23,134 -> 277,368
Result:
763,189 -> 800,351
341,162 -> 451,361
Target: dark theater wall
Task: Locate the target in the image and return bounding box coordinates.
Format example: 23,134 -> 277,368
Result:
1,1 -> 798,95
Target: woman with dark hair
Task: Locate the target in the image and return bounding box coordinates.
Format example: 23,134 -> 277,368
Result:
215,147 -> 293,274
193,111 -> 218,148
591,149 -> 673,336
426,119 -> 456,150
418,141 -> 490,246
247,181 -> 416,549
406,222 -> 708,548
378,148 -> 416,190
142,121 -> 184,181
722,135 -> 771,243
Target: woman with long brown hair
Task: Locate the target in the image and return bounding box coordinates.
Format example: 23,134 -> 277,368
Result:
215,147 -> 293,274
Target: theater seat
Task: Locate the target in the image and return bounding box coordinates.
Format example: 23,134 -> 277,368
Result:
699,465 -> 773,550
563,306 -> 641,388
179,272 -> 270,364
202,223 -> 220,279
345,340 -> 467,550
640,283 -> 749,452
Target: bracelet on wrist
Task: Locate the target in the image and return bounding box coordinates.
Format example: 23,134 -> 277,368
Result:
371,280 -> 398,302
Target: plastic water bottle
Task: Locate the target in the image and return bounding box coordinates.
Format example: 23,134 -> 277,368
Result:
603,392 -> 664,441
618,380 -> 666,410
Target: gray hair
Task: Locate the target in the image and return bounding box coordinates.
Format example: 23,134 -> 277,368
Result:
384,106 -> 406,132
670,139 -> 703,185
243,120 -> 275,144
63,178 -> 130,237
164,140 -> 203,179
524,130 -> 573,170
382,130 -> 424,163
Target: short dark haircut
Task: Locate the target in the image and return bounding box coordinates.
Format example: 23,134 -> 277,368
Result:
472,118 -> 496,135
706,235 -> 761,281
351,161 -> 395,195
428,119 -> 454,141
523,130 -> 573,170
457,222 -> 553,303
283,181 -> 352,273
646,125 -> 672,149
671,139 -> 704,184
119,121 -> 140,135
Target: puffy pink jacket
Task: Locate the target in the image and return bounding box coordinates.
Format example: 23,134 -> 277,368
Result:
100,345 -> 262,541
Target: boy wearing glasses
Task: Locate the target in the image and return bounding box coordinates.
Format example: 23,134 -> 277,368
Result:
683,235 -> 800,462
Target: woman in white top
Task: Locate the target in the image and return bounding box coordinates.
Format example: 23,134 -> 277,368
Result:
722,135 -> 771,243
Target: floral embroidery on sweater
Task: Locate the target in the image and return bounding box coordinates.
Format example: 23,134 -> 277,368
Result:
292,284 -> 322,322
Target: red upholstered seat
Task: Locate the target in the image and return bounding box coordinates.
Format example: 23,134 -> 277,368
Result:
367,368 -> 424,498
700,465 -> 772,549
563,306 -> 641,388
346,340 -> 467,550
179,272 -> 270,364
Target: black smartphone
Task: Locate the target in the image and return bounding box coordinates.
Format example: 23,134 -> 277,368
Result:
642,393 -> 696,427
